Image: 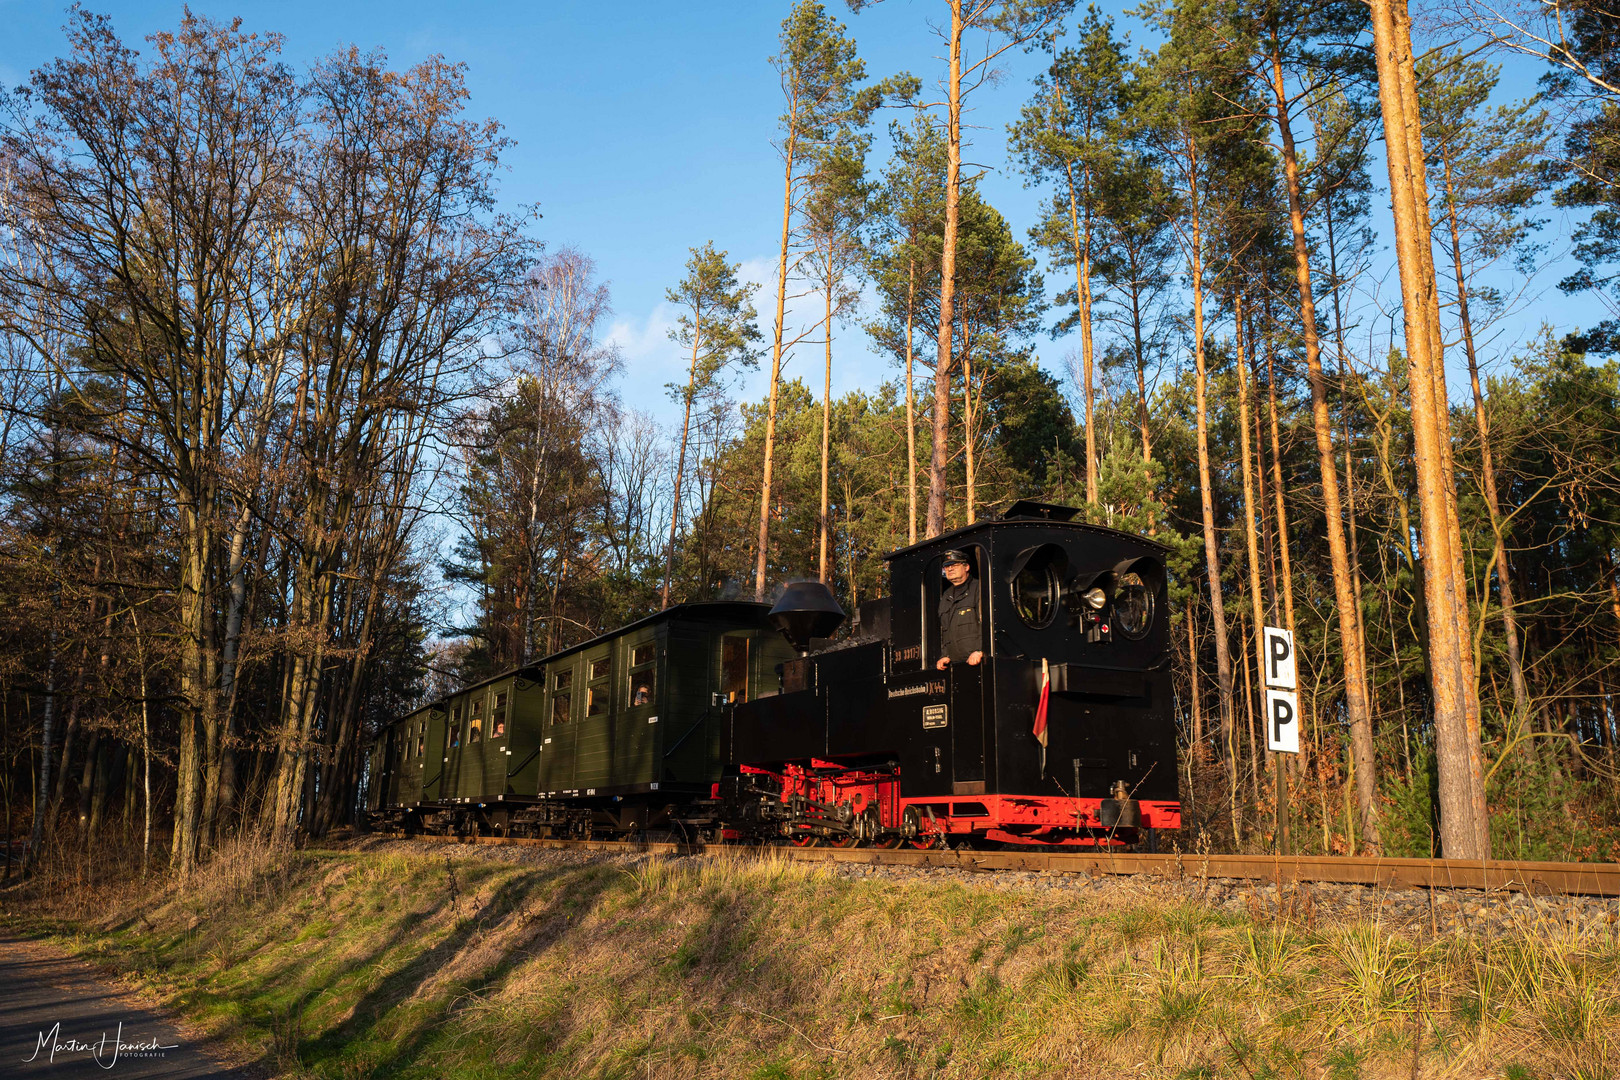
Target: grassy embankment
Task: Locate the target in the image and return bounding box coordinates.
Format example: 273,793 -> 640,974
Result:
6,841 -> 1619,1079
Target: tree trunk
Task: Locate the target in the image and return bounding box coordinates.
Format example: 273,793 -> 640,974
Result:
1236,301 -> 1268,812
756,115 -> 801,599
1263,325 -> 1298,636
820,284 -> 834,582
1182,137 -> 1236,834
663,321 -> 703,609
905,262 -> 919,546
963,341 -> 976,525
1186,596 -> 1204,760
171,506 -> 215,876
25,619 -> 57,873
1065,160 -> 1098,506
1367,0 -> 1488,858
1268,46 -> 1380,853
1440,153 -> 1530,727
1132,279 -> 1152,464
926,0 -> 964,539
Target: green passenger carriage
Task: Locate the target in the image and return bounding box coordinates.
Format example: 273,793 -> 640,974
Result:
364,601 -> 795,837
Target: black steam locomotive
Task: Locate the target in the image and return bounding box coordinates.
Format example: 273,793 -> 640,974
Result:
363,501 -> 1180,848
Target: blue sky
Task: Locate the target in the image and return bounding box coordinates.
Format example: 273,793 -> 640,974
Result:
0,1 -> 1589,433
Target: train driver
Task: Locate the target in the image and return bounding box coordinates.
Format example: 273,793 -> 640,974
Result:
935,548 -> 984,671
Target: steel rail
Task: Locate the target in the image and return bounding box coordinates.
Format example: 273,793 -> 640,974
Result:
372,832 -> 1620,897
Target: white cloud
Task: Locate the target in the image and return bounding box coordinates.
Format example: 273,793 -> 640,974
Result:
604,299 -> 683,418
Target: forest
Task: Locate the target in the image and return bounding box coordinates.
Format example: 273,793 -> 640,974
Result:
2,0 -> 1619,879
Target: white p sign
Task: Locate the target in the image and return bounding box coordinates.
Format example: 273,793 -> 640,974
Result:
1260,626 -> 1296,690
1265,688 -> 1300,754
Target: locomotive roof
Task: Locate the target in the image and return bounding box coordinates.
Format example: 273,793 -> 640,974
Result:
881,500 -> 1168,562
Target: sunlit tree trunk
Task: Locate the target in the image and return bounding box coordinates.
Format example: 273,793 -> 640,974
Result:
1368,0 -> 1489,857
820,285 -> 834,581
905,262 -> 919,545
1181,133 -> 1237,835
1236,300 -> 1268,814
663,321 -> 703,609
926,0 -> 964,538
1064,158 -> 1099,506
1268,45 -> 1380,852
756,122 -> 800,599
963,339 -> 977,525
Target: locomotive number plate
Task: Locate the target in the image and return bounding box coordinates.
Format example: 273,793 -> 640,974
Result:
922,704 -> 949,730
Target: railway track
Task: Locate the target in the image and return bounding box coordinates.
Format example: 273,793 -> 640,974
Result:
376,832 -> 1620,897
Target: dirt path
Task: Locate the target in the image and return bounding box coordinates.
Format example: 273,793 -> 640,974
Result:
1,933 -> 264,1078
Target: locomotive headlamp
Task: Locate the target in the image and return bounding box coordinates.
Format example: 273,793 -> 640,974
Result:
1082,586 -> 1108,611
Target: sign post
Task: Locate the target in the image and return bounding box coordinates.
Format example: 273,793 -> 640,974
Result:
1259,626 -> 1298,854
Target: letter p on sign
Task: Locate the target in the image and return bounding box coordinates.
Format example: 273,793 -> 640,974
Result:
1260,626 -> 1295,690
1264,688 -> 1300,754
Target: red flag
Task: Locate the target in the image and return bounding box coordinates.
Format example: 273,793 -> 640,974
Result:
1033,658 -> 1050,748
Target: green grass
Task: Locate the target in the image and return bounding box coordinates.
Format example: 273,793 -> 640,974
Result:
6,841 -> 1620,1079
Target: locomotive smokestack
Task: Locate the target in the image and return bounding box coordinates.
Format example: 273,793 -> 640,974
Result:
768,581 -> 846,654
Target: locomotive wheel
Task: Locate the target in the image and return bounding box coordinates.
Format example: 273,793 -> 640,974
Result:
785,832 -> 821,848
825,833 -> 859,849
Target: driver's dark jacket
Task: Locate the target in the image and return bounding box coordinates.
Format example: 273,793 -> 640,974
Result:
938,577 -> 983,662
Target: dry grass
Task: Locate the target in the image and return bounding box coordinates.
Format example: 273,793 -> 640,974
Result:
5,840 -> 1619,1079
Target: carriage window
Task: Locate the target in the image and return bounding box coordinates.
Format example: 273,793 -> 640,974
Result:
721,636 -> 749,704
551,692 -> 571,725
492,690 -> 508,737
469,697 -> 484,743
450,704 -> 463,747
586,653 -> 612,716
629,644 -> 655,707
587,685 -> 608,716
555,670 -> 573,692
416,734 -> 424,757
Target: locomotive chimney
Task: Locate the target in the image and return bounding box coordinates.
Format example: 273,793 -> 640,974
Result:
768,581 -> 846,654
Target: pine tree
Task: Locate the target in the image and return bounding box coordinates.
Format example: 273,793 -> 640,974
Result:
662,244 -> 761,608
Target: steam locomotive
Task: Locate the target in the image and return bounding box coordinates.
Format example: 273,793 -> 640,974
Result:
363,501 -> 1181,848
